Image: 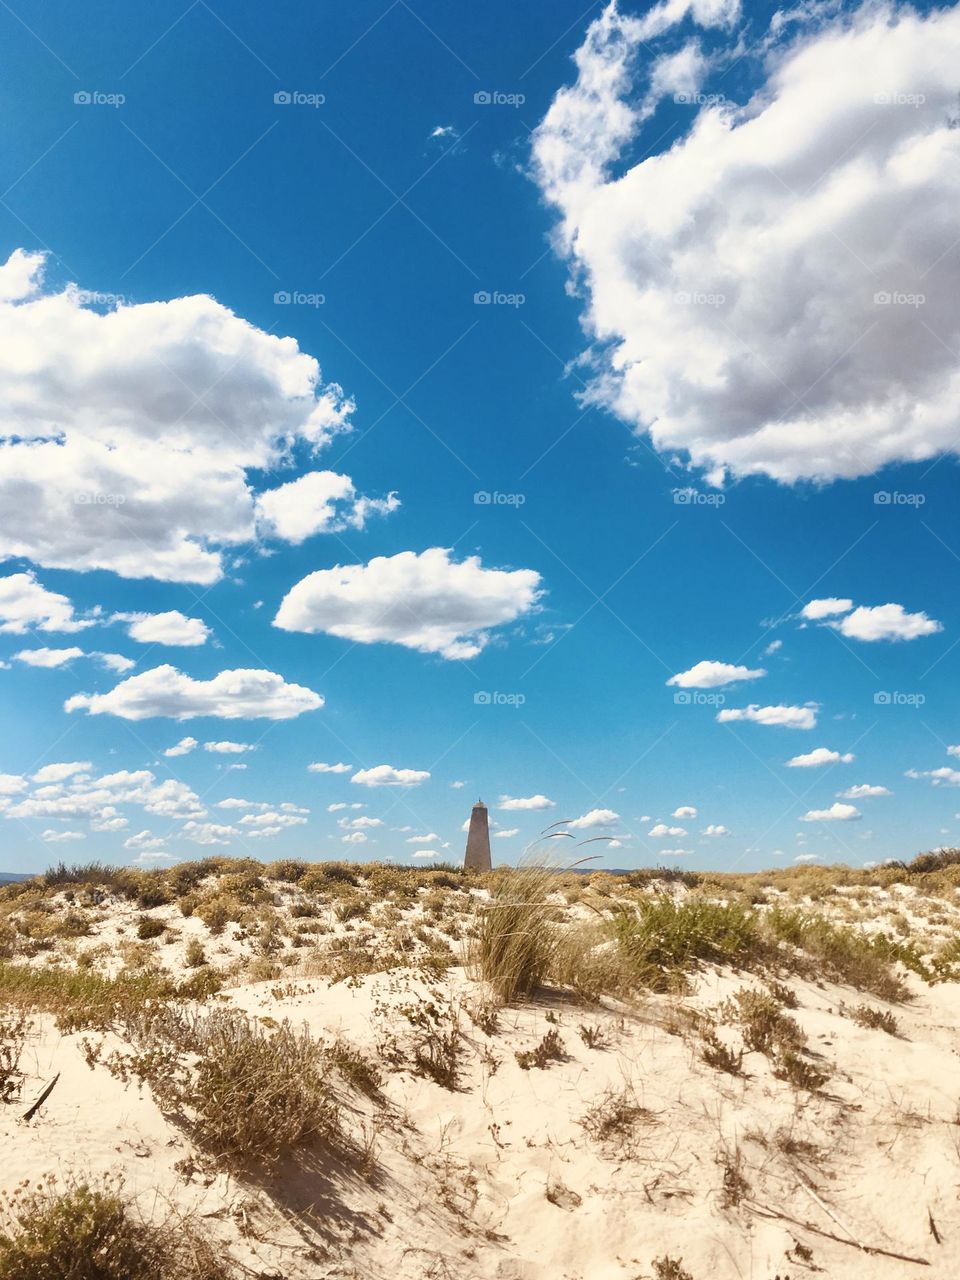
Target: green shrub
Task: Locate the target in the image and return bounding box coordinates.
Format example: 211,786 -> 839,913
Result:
136,918 -> 165,941
613,896 -> 762,984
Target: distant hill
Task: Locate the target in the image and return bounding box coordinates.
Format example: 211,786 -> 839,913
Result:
0,873 -> 32,884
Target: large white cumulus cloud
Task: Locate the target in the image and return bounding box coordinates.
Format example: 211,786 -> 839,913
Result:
533,2 -> 960,482
0,250 -> 353,583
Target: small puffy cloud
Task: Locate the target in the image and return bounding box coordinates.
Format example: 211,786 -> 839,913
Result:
786,747 -> 854,768
498,794 -> 555,811
667,660 -> 765,689
41,829 -> 85,842
340,816 -> 383,830
406,833 -> 440,844
703,824 -> 729,837
833,603 -> 942,643
351,765 -> 430,788
839,784 -> 891,799
0,571 -> 92,634
14,646 -> 84,668
308,761 -> 351,773
672,805 -> 697,818
568,808 -> 619,829
97,653 -> 135,673
117,611 -> 211,646
341,831 -> 368,845
718,704 -> 817,730
450,780 -> 467,789
164,737 -> 198,757
800,802 -> 861,822
495,828 -> 520,838
215,798 -> 269,810
0,250 -> 352,584
124,830 -> 167,852
32,761 -> 91,784
204,740 -> 256,754
254,470 -> 398,543
65,664 -> 323,720
411,849 -> 438,858
802,599 -> 853,620
763,639 -> 782,657
274,547 -> 543,660
649,823 -> 687,838
906,767 -> 960,787
181,820 -> 239,846
328,802 -> 363,812
239,810 -> 307,829
795,854 -> 821,864
660,848 -> 692,857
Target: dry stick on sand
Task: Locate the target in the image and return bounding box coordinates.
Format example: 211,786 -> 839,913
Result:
20,1072 -> 59,1123
749,1197 -> 931,1266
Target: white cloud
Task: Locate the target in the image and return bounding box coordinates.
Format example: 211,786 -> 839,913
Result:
800,802 -> 861,822
703,823 -> 729,836
254,470 -> 398,543
906,767 -> 960,787
718,703 -> 817,730
65,664 -> 323,720
405,832 -> 440,844
498,794 -> 555,811
802,599 -> 854,621
163,737 -> 198,757
649,822 -> 687,838
204,740 -> 256,754
411,849 -> 438,858
450,780 -> 467,789
786,747 -> 854,768
0,571 -> 92,634
0,250 -> 352,583
308,761 -> 351,773
568,808 -> 619,830
839,784 -> 891,799
328,802 -> 363,812
14,646 -> 84,668
124,830 -> 167,852
117,611 -> 211,646
763,639 -> 782,656
32,761 -> 91,784
215,798 -> 269,810
3,766 -> 205,828
532,4 -> 960,484
341,831 -> 367,845
667,660 -> 765,689
833,603 -> 942,642
495,828 -> 520,838
672,805 -> 697,818
181,820 -> 239,846
41,829 -> 86,842
239,810 -> 307,829
98,653 -> 135,673
340,816 -> 383,830
351,764 -> 430,788
274,547 -> 543,660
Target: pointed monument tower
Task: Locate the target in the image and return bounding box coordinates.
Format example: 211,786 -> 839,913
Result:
463,798 -> 492,872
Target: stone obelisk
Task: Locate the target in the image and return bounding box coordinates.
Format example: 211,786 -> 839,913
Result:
463,799 -> 492,872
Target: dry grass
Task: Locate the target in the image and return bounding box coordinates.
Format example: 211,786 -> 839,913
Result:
0,1174 -> 229,1280
0,1013 -> 27,1103
104,1007 -> 340,1168
471,862 -> 560,1002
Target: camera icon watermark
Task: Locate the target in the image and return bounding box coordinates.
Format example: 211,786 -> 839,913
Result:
874,690 -> 925,706
673,290 -> 725,307
674,691 -> 726,706
77,289 -> 127,308
74,492 -> 126,507
874,490 -> 925,506
674,91 -> 726,107
473,90 -> 525,107
274,290 -> 325,307
474,690 -> 526,707
673,487 -> 725,506
74,90 -> 125,108
473,290 -> 525,307
474,490 -> 525,507
874,91 -> 925,107
274,90 -> 325,107
874,290 -> 925,307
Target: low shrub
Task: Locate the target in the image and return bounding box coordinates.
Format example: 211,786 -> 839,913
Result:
471,862 -> 560,1002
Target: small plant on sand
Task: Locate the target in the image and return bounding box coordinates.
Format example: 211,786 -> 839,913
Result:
851,1004 -> 899,1035
472,861 -> 560,1002
183,939 -> 207,969
136,917 -> 165,941
0,1013 -> 27,1103
580,1087 -> 654,1155
515,1027 -> 565,1071
578,1022 -> 606,1049
720,988 -> 804,1056
652,1257 -> 694,1280
700,1028 -> 743,1076
773,1048 -> 830,1092
0,1173 -> 229,1280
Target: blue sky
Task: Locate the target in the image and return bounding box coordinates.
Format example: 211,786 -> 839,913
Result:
1,0 -> 959,873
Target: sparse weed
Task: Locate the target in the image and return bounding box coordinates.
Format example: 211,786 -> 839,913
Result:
515,1027 -> 565,1071
850,1003 -> 899,1035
